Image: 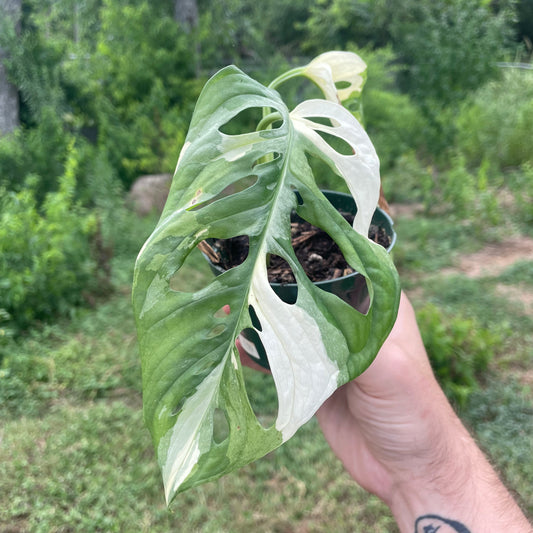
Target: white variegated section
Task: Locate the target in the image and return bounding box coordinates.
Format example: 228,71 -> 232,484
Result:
248,251 -> 340,442
159,359 -> 225,503
303,51 -> 367,102
290,99 -> 380,236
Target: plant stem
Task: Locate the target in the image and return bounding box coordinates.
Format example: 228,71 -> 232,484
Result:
268,66 -> 306,91
256,112 -> 283,132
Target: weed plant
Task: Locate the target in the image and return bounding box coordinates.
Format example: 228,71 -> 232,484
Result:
497,261 -> 533,286
507,163 -> 533,230
0,145 -> 98,335
416,304 -> 501,407
455,68 -> 533,171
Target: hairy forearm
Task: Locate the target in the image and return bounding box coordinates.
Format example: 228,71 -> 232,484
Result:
387,401 -> 532,533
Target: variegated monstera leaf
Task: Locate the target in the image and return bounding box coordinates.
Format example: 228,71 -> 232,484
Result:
133,61 -> 400,503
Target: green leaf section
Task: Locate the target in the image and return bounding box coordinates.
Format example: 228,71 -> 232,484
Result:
133,66 -> 400,502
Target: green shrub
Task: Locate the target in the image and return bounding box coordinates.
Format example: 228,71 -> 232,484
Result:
0,108 -> 72,200
0,144 -> 98,333
455,68 -> 533,171
418,156 -> 503,233
440,157 -> 479,217
390,0 -> 513,108
301,0 -> 385,53
381,152 -> 435,204
92,0 -> 200,186
363,89 -> 427,170
416,304 -> 502,407
1,0 -> 198,191
506,163 -> 533,228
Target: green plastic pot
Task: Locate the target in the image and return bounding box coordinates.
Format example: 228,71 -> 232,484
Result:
204,190 -> 396,370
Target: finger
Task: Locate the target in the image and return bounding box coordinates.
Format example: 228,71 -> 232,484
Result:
236,337 -> 271,374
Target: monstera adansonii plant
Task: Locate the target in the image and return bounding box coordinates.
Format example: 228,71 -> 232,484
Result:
132,52 -> 401,503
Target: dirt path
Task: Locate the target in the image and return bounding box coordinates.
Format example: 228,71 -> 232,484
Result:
441,236 -> 533,279
440,236 -> 533,314
391,203 -> 533,313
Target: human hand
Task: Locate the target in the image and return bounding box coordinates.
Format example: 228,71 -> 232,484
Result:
315,292 -> 452,502
315,292 -> 532,532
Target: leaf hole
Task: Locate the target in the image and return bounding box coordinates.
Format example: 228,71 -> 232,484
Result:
267,254 -> 298,296
238,332 -> 279,429
187,175 -> 258,211
252,152 -> 281,168
218,107 -> 265,136
168,247 -> 213,294
238,328 -> 266,365
248,305 -> 262,332
335,80 -> 351,90
205,235 -> 250,272
212,408 -> 230,444
316,130 -> 354,156
293,189 -> 304,206
316,275 -> 370,315
302,115 -> 332,127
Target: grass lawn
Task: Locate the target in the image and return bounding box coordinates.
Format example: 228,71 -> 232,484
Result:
1,210 -> 532,531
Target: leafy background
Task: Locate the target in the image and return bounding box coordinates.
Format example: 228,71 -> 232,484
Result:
0,0 -> 532,530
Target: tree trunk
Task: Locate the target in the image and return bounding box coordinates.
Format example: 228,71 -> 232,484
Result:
0,0 -> 21,136
174,0 -> 201,77
174,0 -> 198,32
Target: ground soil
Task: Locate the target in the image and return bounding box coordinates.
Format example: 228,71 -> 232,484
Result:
447,238 -> 533,315
440,236 -> 533,279
389,203 -> 533,315
207,213 -> 391,284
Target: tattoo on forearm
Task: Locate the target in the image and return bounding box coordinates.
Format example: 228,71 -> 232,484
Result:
414,515 -> 471,533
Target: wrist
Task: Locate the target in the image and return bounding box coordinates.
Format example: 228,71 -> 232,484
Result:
389,434 -> 477,531
387,412 -> 477,531
385,413 -> 532,533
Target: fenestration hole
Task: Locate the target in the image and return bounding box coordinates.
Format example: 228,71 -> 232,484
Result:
316,129 -> 354,156
218,107 -> 266,136
187,175 -> 258,212
203,235 -> 250,272
267,255 -> 296,285
248,305 -> 262,332
315,274 -> 370,314
252,152 -> 281,169
169,247 -> 213,293
238,328 -> 279,429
